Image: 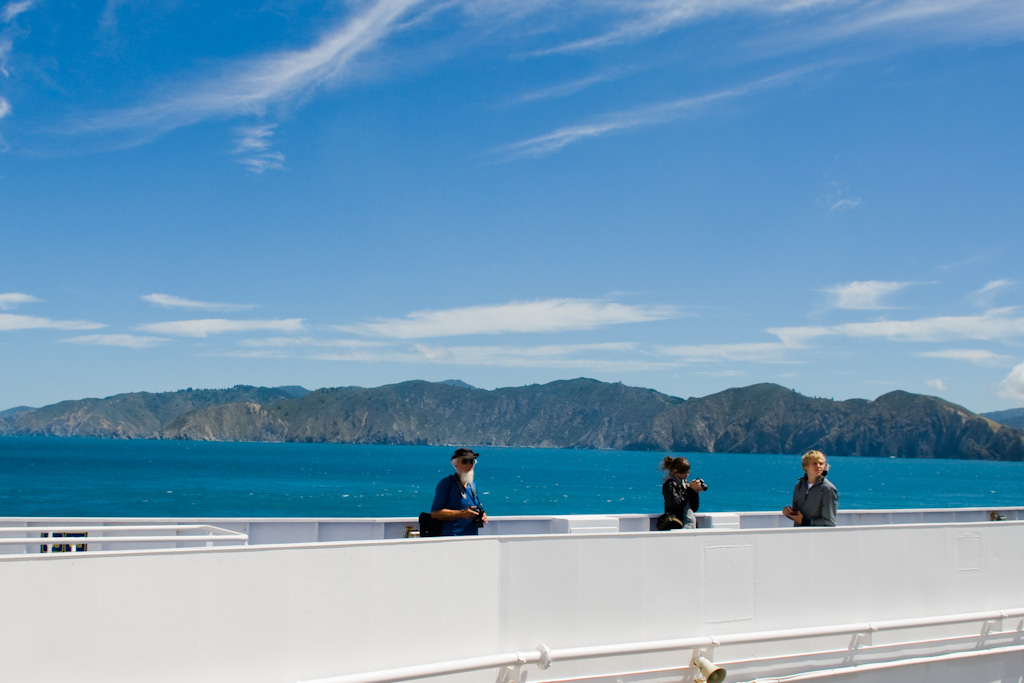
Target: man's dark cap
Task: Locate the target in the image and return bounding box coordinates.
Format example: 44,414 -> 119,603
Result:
452,448 -> 480,461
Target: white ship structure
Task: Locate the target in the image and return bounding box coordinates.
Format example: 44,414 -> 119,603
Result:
2,507 -> 1022,682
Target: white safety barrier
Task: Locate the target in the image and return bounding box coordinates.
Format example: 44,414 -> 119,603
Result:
0,524 -> 248,552
296,608 -> 1024,683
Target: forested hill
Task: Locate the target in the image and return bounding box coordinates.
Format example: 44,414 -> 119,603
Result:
2,379 -> 1023,461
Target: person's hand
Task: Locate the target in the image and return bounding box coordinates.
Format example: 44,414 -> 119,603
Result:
782,506 -> 793,517
461,507 -> 480,519
688,480 -> 703,491
479,511 -> 487,524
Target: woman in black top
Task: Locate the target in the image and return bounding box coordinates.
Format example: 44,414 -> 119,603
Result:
658,456 -> 703,530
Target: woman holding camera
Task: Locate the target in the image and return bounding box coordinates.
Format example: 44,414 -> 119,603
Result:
782,449 -> 838,527
657,456 -> 703,530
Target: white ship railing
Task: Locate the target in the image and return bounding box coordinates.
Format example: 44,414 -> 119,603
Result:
0,524 -> 248,552
296,608 -> 1024,683
1,506 -> 1020,549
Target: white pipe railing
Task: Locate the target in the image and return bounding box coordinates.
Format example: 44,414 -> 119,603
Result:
753,644 -> 1024,682
296,608 -> 1024,683
0,524 -> 248,552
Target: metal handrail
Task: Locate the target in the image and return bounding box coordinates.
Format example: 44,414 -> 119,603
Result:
0,524 -> 248,551
295,608 -> 1024,683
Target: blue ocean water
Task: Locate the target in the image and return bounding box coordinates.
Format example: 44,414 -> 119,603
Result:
1,436 -> 1023,518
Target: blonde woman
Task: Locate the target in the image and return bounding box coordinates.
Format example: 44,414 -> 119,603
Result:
782,450 -> 838,527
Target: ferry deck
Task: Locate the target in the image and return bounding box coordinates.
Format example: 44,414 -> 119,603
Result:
1,507 -> 1022,683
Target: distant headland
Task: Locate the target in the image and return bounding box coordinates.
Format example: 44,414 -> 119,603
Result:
2,379 -> 1023,461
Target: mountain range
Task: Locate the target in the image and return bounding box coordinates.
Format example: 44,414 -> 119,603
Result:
2,379 -> 1023,461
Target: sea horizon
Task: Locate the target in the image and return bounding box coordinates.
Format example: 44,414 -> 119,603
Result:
2,436 -> 1023,518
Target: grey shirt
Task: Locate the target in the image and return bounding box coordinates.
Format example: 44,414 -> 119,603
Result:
791,475 -> 838,527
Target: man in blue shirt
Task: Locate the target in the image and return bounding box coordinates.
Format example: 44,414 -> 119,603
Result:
430,448 -> 487,536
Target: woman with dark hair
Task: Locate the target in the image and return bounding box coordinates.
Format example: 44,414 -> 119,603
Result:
657,456 -> 703,530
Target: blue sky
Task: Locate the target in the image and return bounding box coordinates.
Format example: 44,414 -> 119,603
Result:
1,0 -> 1023,414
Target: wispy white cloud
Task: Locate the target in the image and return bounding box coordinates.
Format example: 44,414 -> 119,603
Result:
974,279 -> 1014,307
336,298 -> 679,339
0,37 -> 10,78
769,309 -> 1024,344
511,71 -> 621,105
924,378 -> 947,392
137,318 -> 304,337
526,0 -> 767,55
2,0 -> 36,23
59,333 -> 166,348
530,0 -> 1024,55
0,292 -> 39,310
0,313 -> 104,331
232,124 -> 285,174
830,197 -> 861,212
655,341 -> 797,363
238,336 -> 390,350
77,0 -> 424,138
810,0 -> 1024,44
495,69 -> 808,158
141,293 -> 258,312
225,336 -> 661,369
0,95 -> 10,119
919,349 -> 1009,364
818,179 -> 862,212
997,362 -> 1024,404
404,341 -> 677,371
822,280 -> 914,309
98,0 -> 128,34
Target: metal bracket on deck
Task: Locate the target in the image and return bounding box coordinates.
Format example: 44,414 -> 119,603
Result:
981,615 -> 1005,636
494,663 -> 524,683
850,623 -> 876,649
495,653 -> 530,683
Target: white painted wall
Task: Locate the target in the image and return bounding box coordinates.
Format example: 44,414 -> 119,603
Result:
1,517 -> 1023,682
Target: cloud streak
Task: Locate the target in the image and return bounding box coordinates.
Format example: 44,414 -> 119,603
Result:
0,292 -> 39,310
60,333 -> 167,349
919,349 -> 1009,364
2,0 -> 35,24
530,0 -> 1024,55
770,309 -> 1024,344
77,0 -> 424,137
494,68 -> 810,158
142,293 -> 258,312
0,313 -> 104,331
823,280 -> 914,309
232,124 -> 285,174
138,318 -> 304,338
336,298 -> 679,339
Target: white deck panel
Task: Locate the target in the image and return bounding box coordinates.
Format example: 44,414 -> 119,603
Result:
0,509 -> 1022,683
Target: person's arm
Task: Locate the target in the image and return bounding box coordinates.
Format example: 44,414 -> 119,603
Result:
429,477 -> 479,521
783,480 -> 806,523
663,479 -> 685,511
431,508 -> 478,521
684,487 -> 700,513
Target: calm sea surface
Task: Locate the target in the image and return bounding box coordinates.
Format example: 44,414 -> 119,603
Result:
2,436 -> 1023,517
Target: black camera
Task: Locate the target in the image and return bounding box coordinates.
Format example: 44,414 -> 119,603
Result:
472,507 -> 485,528
693,478 -> 708,492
